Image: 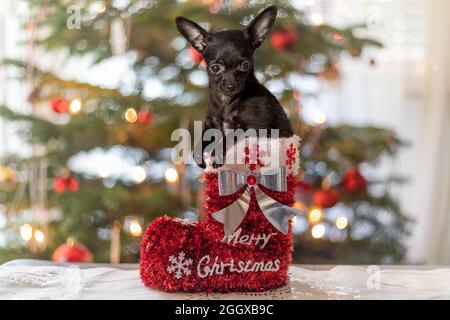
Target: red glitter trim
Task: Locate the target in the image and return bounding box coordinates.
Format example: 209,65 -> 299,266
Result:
285,143 -> 296,170
140,165 -> 297,292
243,144 -> 266,171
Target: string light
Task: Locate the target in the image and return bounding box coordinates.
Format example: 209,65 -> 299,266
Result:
336,216 -> 348,229
34,229 -> 45,243
311,224 -> 326,239
333,32 -> 343,41
98,167 -> 111,179
164,167 -> 179,183
0,166 -> 15,182
95,1 -> 107,13
293,201 -> 304,210
308,207 -> 322,224
131,166 -> 146,184
129,219 -> 143,237
124,108 -> 138,123
20,224 -> 33,241
312,107 -> 327,125
321,177 -> 332,190
311,13 -> 324,26
69,99 -> 82,114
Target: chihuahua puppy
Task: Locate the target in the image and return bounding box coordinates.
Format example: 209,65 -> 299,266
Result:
176,5 -> 293,167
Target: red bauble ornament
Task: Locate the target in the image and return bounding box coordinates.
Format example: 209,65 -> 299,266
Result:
247,175 -> 257,185
53,176 -> 79,193
188,46 -> 204,65
51,98 -> 69,114
270,28 -> 298,51
312,188 -> 340,208
138,109 -> 153,124
52,242 -> 93,263
342,167 -> 367,193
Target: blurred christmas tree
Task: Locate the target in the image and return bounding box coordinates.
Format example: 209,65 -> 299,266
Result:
0,0 -> 410,264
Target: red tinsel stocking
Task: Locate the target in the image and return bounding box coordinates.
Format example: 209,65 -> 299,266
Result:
140,136 -> 300,292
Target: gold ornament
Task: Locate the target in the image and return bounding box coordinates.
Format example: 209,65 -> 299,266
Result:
0,166 -> 15,182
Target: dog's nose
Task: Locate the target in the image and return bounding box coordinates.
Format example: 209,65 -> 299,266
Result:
226,83 -> 236,91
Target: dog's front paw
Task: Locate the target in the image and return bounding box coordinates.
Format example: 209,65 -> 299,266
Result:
196,161 -> 207,169
212,162 -> 224,169
195,160 -> 223,169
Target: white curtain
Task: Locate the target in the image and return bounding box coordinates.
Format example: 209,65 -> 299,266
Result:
318,0 -> 450,264
416,0 -> 450,264
322,0 -> 427,263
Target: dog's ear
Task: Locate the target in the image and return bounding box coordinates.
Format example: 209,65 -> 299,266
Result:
245,5 -> 277,48
175,17 -> 209,53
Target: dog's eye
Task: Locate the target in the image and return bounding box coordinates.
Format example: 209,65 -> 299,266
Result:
240,60 -> 250,71
210,64 -> 223,74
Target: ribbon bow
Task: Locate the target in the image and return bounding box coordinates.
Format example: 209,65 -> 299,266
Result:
211,167 -> 298,236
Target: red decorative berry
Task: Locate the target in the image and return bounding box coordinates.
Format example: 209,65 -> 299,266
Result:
51,98 -> 69,114
285,144 -> 296,170
247,175 -> 257,186
270,28 -> 298,51
312,188 -> 340,208
243,144 -> 266,171
52,242 -> 93,263
66,177 -> 80,192
53,176 -> 79,193
342,167 -> 367,193
138,109 -> 153,124
188,46 -> 204,64
53,177 -> 67,193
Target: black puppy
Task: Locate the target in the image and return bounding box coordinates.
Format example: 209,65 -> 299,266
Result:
176,5 -> 293,167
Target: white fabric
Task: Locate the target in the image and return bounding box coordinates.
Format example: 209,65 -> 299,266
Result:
324,0 -> 450,265
1,264 -> 449,300
416,0 -> 450,264
204,135 -> 301,176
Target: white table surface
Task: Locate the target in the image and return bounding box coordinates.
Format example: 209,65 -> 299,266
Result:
1,260 -> 449,300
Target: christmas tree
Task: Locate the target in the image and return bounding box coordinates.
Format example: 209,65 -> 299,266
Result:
0,0 -> 409,264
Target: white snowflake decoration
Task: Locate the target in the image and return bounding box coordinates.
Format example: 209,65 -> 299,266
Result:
167,252 -> 193,279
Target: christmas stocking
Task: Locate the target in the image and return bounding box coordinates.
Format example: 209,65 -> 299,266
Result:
140,135 -> 300,292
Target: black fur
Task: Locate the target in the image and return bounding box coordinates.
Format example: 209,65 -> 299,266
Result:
176,5 -> 293,167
